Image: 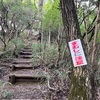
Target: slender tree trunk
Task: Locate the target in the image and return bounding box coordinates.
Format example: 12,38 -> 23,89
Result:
38,0 -> 44,62
48,26 -> 51,46
38,0 -> 44,43
90,1 -> 100,100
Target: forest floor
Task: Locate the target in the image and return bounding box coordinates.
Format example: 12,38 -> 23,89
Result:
0,39 -> 69,100
0,60 -> 69,100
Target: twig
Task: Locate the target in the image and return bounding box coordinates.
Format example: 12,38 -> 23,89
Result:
47,79 -> 57,91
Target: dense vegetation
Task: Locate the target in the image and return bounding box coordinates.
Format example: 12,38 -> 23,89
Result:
0,0 -> 100,100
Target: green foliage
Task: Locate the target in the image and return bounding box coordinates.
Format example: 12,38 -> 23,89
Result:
31,41 -> 71,79
13,38 -> 25,48
44,44 -> 58,63
0,0 -> 37,52
11,37 -> 25,55
1,0 -> 36,31
0,80 -> 12,99
31,43 -> 58,65
8,1 -> 35,26
42,0 -> 62,32
31,43 -> 42,65
78,5 -> 96,39
0,37 -> 25,58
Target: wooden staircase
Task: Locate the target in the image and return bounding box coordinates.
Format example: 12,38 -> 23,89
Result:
9,45 -> 46,84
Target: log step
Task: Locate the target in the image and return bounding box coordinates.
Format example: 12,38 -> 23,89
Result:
19,51 -> 32,55
24,47 -> 32,49
9,75 -> 47,84
10,65 -> 33,71
19,55 -> 33,59
10,65 -> 41,71
13,61 -> 32,64
22,49 -> 32,52
11,63 -> 33,67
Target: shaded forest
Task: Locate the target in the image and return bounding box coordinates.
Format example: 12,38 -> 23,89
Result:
0,0 -> 100,100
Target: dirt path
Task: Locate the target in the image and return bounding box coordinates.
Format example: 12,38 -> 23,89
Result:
0,42 -> 49,100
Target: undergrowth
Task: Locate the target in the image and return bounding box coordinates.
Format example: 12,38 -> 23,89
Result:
31,43 -> 58,66
31,42 -> 72,70
0,80 -> 12,99
0,38 -> 25,58
29,42 -> 72,99
11,38 -> 25,55
31,42 -> 71,79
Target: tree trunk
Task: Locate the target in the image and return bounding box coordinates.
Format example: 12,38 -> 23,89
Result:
60,0 -> 88,100
38,0 -> 44,60
38,0 -> 44,43
48,26 -> 51,46
90,1 -> 100,100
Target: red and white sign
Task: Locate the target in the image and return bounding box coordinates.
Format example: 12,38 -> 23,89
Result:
68,39 -> 87,67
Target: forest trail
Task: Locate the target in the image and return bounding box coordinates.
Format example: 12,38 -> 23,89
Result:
9,44 -> 46,84
0,33 -> 70,100
0,39 -> 49,100
0,30 -> 69,100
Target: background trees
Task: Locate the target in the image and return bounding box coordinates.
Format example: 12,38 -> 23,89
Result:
0,0 -> 35,51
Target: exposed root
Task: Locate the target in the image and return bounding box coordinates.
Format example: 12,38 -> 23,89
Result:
47,79 -> 57,91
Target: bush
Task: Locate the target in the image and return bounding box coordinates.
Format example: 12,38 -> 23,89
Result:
31,43 -> 58,65
11,38 -> 25,56
0,80 -> 12,99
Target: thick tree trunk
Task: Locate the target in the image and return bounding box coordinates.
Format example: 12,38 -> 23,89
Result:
60,0 -> 88,100
60,0 -> 83,41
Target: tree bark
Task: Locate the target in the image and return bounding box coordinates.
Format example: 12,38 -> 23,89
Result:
60,0 -> 83,41
60,0 -> 87,100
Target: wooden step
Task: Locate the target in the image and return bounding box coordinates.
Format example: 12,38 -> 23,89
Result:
24,47 -> 32,50
19,51 -> 32,55
13,61 -> 32,64
13,58 -> 32,61
22,49 -> 32,52
9,75 -> 47,84
18,55 -> 33,59
10,65 -> 33,71
11,63 -> 33,67
10,64 -> 42,71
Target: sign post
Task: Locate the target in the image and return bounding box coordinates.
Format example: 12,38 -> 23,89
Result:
68,39 -> 87,67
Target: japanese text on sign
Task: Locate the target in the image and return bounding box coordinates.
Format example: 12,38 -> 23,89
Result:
68,39 -> 87,67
